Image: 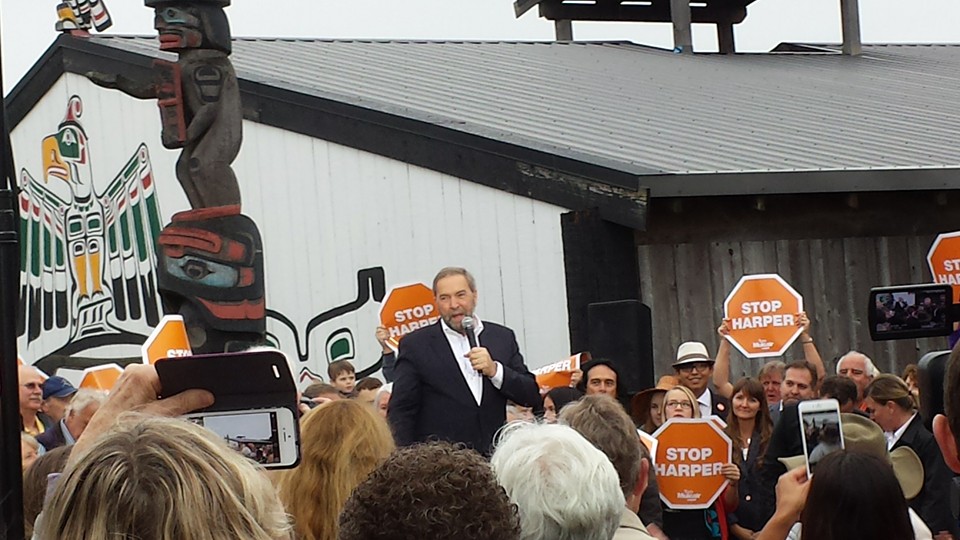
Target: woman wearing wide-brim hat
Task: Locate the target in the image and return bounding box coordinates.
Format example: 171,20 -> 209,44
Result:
630,375 -> 679,433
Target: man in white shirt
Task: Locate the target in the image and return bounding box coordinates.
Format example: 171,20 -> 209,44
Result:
388,267 -> 540,455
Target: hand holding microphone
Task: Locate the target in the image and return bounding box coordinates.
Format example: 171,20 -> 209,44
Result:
462,316 -> 495,377
462,316 -> 478,348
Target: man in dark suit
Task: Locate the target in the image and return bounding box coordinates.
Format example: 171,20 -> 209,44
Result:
388,267 -> 540,456
673,341 -> 730,420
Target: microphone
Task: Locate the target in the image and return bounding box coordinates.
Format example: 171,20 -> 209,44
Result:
462,316 -> 478,349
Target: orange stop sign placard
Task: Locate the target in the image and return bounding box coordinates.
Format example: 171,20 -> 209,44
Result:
379,283 -> 440,349
927,231 -> 960,303
653,418 -> 732,509
141,315 -> 193,365
723,274 -> 803,358
80,363 -> 123,391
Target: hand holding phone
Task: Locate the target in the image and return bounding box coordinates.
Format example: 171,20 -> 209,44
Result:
71,364 -> 214,466
798,399 -> 844,477
156,350 -> 301,469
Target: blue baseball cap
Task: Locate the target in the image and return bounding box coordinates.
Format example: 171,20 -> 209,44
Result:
42,376 -> 78,400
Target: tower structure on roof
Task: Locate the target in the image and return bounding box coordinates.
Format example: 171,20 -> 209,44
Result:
515,0 -> 862,56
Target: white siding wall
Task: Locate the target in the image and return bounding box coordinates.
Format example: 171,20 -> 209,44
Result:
13,74 -> 570,377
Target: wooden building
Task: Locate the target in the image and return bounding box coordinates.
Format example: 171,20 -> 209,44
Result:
8,35 -> 959,385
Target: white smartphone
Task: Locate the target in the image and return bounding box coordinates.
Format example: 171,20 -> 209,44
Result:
185,407 -> 300,469
798,398 -> 844,477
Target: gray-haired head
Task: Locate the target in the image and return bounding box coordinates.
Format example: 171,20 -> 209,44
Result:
491,423 -> 624,540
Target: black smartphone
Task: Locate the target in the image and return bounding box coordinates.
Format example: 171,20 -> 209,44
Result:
156,349 -> 300,469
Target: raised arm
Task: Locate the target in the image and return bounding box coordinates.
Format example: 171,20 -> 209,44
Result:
797,312 -> 825,382
713,319 -> 734,399
376,326 -> 397,382
86,71 -> 157,100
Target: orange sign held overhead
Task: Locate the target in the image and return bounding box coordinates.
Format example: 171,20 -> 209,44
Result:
927,231 -> 960,303
141,315 -> 193,365
80,364 -> 123,391
653,418 -> 732,509
533,352 -> 591,392
379,283 -> 440,350
723,274 -> 803,358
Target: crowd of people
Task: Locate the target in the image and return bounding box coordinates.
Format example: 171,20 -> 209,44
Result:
14,266 -> 960,540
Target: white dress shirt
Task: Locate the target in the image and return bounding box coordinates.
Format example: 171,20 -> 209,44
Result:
886,412 -> 917,450
697,388 -> 713,419
440,316 -> 504,405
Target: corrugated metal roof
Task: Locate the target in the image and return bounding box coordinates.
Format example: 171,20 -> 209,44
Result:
88,37 -> 960,181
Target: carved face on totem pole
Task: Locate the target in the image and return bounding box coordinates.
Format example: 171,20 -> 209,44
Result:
145,0 -> 232,54
157,206 -> 265,353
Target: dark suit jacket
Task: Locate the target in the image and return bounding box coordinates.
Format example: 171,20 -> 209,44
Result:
36,421 -> 69,451
892,414 -> 960,537
711,391 -> 730,421
388,320 -> 540,455
729,431 -> 768,532
757,403 -> 803,524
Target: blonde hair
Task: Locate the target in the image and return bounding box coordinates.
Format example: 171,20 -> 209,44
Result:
275,399 -> 394,540
35,415 -> 291,540
664,386 -> 701,418
20,432 -> 39,452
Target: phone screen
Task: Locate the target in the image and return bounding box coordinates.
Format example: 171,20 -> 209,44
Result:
189,411 -> 282,465
869,285 -> 951,340
800,405 -> 844,475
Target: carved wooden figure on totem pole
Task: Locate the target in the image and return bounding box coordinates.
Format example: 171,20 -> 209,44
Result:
89,0 -> 242,210
87,0 -> 264,354
56,0 -> 113,35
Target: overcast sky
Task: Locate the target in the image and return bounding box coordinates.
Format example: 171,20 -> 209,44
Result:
2,0 -> 959,89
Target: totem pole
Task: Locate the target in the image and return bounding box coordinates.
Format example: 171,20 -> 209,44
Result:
56,0 -> 112,34
88,0 -> 266,353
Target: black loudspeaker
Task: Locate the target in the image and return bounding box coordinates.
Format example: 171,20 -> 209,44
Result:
587,300 -> 655,400
918,349 -> 949,430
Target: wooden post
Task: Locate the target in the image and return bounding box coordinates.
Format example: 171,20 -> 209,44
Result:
840,0 -> 862,56
670,0 -> 693,53
555,19 -> 573,41
717,20 -> 735,54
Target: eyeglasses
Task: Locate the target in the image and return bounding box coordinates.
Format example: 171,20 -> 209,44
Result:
665,400 -> 693,410
678,362 -> 712,374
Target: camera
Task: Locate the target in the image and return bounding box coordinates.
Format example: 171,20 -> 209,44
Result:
868,283 -> 959,429
867,283 -> 956,341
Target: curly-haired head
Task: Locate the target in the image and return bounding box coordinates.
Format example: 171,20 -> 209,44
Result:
338,442 -> 521,540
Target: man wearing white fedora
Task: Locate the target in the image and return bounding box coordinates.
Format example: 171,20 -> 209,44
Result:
673,341 -> 730,421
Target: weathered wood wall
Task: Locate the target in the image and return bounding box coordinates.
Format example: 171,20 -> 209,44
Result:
637,192 -> 958,380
